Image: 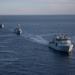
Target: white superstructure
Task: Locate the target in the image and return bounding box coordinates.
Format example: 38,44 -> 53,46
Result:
0,23 -> 4,28
14,24 -> 22,35
49,34 -> 73,53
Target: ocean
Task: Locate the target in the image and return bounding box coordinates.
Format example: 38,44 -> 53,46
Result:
0,15 -> 75,75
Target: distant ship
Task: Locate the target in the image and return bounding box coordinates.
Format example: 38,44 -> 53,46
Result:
0,23 -> 4,28
14,24 -> 22,35
49,34 -> 73,53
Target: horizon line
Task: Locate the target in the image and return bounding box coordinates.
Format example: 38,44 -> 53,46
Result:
0,14 -> 75,16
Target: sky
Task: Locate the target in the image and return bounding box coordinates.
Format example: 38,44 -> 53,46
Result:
0,0 -> 75,15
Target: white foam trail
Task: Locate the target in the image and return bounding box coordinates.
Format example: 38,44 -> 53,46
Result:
22,31 -> 49,45
29,35 -> 49,45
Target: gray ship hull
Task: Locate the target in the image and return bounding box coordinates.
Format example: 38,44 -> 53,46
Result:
14,28 -> 22,35
49,42 -> 73,53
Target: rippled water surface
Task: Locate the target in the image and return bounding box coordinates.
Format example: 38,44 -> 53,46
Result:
0,15 -> 75,75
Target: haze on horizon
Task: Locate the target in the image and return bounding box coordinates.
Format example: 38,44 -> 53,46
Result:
0,0 -> 75,15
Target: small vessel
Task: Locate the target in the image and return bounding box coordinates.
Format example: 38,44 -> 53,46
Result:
0,23 -> 4,28
14,24 -> 22,35
49,34 -> 73,53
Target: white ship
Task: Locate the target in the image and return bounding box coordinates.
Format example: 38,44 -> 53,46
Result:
14,24 -> 22,35
0,23 -> 4,28
49,34 -> 73,53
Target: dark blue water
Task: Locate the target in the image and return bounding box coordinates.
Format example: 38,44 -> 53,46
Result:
0,15 -> 75,75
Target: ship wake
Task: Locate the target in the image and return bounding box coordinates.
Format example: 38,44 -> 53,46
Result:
23,32 -> 49,45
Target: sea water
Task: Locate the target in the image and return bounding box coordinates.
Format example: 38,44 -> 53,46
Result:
0,15 -> 75,75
